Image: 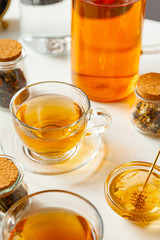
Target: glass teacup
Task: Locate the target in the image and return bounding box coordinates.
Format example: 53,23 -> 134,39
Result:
1,190 -> 103,239
10,81 -> 111,164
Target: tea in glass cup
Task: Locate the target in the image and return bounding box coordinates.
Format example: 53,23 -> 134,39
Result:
10,81 -> 111,164
1,190 -> 103,240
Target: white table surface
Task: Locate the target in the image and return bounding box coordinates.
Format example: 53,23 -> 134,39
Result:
0,1 -> 160,239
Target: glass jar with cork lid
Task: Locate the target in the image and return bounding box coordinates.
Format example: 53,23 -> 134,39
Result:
0,155 -> 28,214
131,73 -> 160,137
0,39 -> 27,109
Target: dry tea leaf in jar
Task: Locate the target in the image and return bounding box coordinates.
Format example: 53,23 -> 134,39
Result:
0,156 -> 28,213
0,39 -> 27,109
131,72 -> 160,136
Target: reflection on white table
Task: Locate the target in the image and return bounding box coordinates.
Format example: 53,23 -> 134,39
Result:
0,1 -> 160,239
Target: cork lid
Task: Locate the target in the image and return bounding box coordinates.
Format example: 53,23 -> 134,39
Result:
0,157 -> 18,191
0,39 -> 22,62
137,73 -> 160,101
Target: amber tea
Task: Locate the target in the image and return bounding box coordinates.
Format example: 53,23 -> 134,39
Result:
71,0 -> 146,101
11,82 -> 111,164
15,94 -> 86,160
9,207 -> 97,240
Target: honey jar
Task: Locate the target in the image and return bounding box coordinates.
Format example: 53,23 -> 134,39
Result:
105,161 -> 160,228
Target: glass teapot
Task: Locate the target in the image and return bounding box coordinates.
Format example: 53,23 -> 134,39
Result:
71,0 -> 160,102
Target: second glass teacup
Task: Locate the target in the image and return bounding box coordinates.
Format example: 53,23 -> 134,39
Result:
1,190 -> 103,239
10,81 -> 111,164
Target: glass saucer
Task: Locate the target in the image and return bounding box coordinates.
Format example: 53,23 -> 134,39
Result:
0,125 -> 101,175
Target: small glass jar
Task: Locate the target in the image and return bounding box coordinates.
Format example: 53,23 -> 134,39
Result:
131,73 -> 160,137
0,39 -> 27,109
131,88 -> 160,136
0,155 -> 28,213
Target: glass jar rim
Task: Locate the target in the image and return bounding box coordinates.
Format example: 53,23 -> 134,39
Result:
10,81 -> 91,132
0,155 -> 24,196
2,189 -> 104,240
135,87 -> 160,103
84,0 -> 139,7
104,161 -> 160,218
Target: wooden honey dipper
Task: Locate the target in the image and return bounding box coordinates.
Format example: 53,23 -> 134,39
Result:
130,150 -> 160,212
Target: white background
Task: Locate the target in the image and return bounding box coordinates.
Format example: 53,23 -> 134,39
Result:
0,0 -> 160,239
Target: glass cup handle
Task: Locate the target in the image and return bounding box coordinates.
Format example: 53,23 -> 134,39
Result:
86,108 -> 111,135
142,44 -> 160,54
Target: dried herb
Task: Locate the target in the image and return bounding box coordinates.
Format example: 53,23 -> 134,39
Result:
0,185 -> 28,213
0,68 -> 27,108
132,101 -> 160,135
